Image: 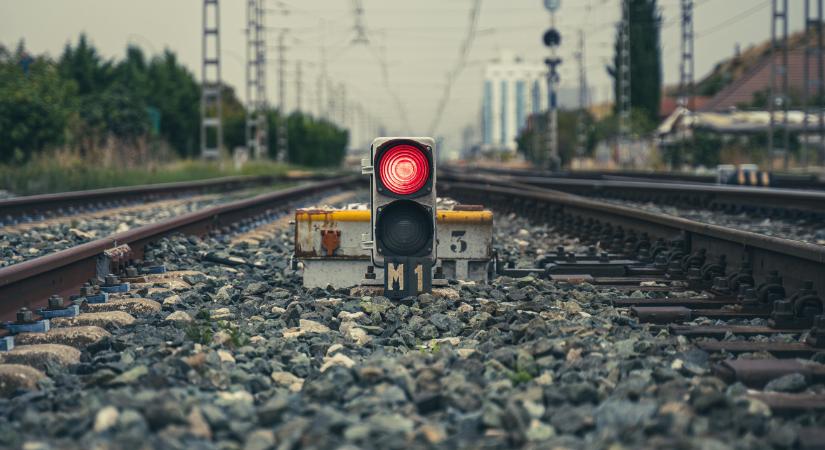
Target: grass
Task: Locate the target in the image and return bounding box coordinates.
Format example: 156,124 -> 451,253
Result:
0,156 -> 299,196
507,370 -> 535,386
185,315 -> 249,348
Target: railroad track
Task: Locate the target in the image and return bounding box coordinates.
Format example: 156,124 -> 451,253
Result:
441,167 -> 825,218
0,171 -> 334,226
438,172 -> 825,445
0,171 -> 823,448
455,165 -> 825,190
0,176 -> 361,316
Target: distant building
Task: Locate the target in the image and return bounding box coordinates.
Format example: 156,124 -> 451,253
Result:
481,51 -> 548,153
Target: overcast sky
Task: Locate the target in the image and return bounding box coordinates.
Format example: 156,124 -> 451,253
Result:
0,0 -> 809,151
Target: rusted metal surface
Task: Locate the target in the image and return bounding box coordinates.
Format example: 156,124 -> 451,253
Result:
320,230 -> 341,256
713,359 -> 825,388
0,176 -> 360,319
696,341 -> 817,357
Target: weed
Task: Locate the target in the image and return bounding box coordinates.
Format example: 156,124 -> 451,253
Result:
185,323 -> 214,345
508,370 -> 534,386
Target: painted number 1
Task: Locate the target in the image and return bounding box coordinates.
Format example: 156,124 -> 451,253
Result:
388,263 -> 425,293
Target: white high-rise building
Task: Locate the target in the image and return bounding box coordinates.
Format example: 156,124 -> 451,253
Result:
481,51 -> 548,153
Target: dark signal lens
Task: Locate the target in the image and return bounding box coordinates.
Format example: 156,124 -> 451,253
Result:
378,144 -> 430,195
376,200 -> 432,256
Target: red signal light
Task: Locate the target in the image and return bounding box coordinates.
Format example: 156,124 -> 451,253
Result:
378,144 -> 430,196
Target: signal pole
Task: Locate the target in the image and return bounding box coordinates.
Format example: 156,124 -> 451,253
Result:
276,30 -> 288,162
618,0 -> 632,167
201,0 -> 222,159
245,0 -> 267,159
769,0 -> 790,170
679,0 -> 695,164
543,0 -> 562,171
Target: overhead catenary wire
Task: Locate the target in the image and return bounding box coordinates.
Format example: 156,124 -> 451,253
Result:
428,0 -> 483,137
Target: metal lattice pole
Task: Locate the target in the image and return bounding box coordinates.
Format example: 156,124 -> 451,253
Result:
296,61 -> 302,112
801,0 -> 823,168
245,0 -> 267,159
201,0 -> 222,159
678,0 -> 695,164
618,0 -> 632,167
769,0 -> 790,170
276,30 -> 288,162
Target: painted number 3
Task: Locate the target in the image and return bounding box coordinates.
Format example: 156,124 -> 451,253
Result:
450,230 -> 467,253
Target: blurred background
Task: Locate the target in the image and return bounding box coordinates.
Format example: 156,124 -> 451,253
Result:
0,0 -> 823,194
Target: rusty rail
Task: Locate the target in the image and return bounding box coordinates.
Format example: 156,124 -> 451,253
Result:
0,176 -> 361,318
443,165 -> 825,190
440,168 -> 825,216
0,172 -> 341,223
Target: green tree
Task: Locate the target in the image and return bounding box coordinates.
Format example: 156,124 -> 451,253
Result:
276,111 -> 348,167
57,34 -> 113,97
144,50 -> 201,157
0,43 -> 77,163
516,110 -> 596,167
607,0 -> 662,128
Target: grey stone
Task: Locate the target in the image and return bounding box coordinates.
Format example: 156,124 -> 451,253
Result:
764,373 -> 808,393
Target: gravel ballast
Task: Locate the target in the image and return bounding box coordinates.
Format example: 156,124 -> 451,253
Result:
0,187 -> 286,268
0,193 -> 822,449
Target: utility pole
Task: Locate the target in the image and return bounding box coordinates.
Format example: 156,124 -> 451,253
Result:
339,83 -> 348,129
802,0 -> 824,168
351,0 -> 369,45
575,29 -> 589,159
318,20 -> 328,120
201,0 -> 222,159
618,0 -> 632,167
327,80 -> 337,125
277,30 -> 288,162
769,0 -> 790,170
245,0 -> 267,159
295,61 -> 302,112
679,0 -> 695,164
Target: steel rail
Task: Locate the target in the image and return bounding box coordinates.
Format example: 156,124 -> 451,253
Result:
0,172 -> 338,222
440,170 -> 825,215
0,176 -> 362,319
445,165 -> 824,189
438,177 -> 825,296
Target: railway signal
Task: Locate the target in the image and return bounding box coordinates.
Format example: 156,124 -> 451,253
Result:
363,137 -> 437,299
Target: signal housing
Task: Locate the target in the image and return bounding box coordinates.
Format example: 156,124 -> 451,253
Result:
369,137 -> 437,268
